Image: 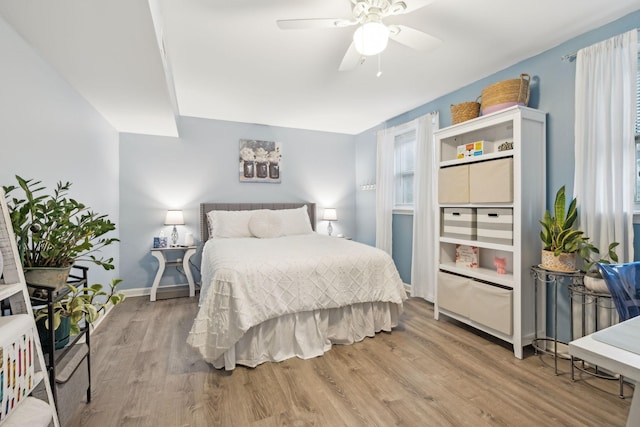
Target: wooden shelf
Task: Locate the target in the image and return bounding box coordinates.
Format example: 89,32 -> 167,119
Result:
438,262 -> 515,288
0,282 -> 23,300
439,237 -> 513,252
0,189 -> 59,426
440,150 -> 513,168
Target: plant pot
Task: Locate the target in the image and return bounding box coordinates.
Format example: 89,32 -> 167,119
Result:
36,315 -> 71,352
583,275 -> 610,293
24,266 -> 71,289
540,250 -> 577,272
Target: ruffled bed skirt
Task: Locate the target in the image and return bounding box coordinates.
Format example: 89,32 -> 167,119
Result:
208,301 -> 402,370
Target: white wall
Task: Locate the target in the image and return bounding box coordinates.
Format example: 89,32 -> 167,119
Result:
118,116 -> 356,290
0,15 -> 120,287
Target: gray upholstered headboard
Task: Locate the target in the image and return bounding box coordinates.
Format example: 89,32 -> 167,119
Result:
199,202 -> 316,241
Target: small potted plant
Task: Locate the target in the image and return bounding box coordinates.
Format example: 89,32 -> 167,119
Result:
579,241 -> 619,293
35,278 -> 126,351
3,176 -> 118,288
539,186 -> 589,272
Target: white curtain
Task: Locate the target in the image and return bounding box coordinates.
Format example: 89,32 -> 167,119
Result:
574,29 -> 637,263
411,112 -> 439,301
375,128 -> 395,254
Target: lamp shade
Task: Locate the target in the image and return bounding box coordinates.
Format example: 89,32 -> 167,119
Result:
164,210 -> 184,225
323,208 -> 338,221
353,21 -> 389,56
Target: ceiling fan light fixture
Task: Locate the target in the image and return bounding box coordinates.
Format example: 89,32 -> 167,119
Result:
353,21 -> 389,56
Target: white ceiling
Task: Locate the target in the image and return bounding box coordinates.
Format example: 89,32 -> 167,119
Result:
1,0 -> 638,136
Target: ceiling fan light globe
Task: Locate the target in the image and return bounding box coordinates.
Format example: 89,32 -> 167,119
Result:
353,22 -> 389,56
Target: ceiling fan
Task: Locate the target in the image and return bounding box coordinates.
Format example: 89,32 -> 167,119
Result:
276,0 -> 441,71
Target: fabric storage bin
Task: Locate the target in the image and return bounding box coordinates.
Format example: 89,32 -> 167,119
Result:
468,281 -> 513,335
437,271 -> 471,316
438,165 -> 469,203
442,208 -> 476,240
469,158 -> 513,203
0,314 -> 37,422
476,208 -> 514,245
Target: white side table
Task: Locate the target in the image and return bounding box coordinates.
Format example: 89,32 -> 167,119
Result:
150,246 -> 197,302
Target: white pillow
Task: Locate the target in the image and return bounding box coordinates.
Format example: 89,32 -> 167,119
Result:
274,206 -> 313,236
249,210 -> 283,238
207,210 -> 254,239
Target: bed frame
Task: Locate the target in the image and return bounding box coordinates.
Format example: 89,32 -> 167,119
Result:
199,202 -> 316,241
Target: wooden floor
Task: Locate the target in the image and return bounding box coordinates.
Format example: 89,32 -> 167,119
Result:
66,296 -> 631,427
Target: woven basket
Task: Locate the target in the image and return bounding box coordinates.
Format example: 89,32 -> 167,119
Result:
451,96 -> 481,124
481,73 -> 530,114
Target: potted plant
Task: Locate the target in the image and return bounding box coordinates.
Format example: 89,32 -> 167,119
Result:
2,176 -> 118,288
539,186 -> 589,272
579,241 -> 619,293
35,278 -> 126,351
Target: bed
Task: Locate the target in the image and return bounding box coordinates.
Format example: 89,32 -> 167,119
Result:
187,202 -> 407,370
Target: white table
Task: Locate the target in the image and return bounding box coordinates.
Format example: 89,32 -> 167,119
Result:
150,246 -> 197,301
569,316 -> 640,427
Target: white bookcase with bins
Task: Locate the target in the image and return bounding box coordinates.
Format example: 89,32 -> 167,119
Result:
434,105 -> 546,359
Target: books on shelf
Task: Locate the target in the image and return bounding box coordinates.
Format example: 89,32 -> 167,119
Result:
455,245 -> 478,268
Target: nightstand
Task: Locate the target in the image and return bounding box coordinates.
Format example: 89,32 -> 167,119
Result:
150,246 -> 197,301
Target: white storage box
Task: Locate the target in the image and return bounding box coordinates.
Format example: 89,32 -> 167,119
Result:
437,272 -> 471,316
438,165 -> 469,203
469,158 -> 513,203
442,208 -> 476,240
0,314 -> 37,422
468,281 -> 513,335
477,208 -> 514,245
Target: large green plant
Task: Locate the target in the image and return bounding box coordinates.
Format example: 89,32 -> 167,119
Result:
3,176 -> 118,269
35,279 -> 126,335
539,186 -> 588,255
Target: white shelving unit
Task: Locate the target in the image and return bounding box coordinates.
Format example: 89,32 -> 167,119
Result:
434,105 -> 546,359
0,190 -> 59,426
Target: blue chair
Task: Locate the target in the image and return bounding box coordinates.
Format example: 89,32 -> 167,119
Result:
597,262 -> 640,322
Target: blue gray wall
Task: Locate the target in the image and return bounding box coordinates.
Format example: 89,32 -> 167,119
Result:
2,4 -> 639,339
0,15 -> 120,288
119,117 -> 356,290
354,10 -> 640,340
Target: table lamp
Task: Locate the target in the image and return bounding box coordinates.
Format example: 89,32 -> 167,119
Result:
323,208 -> 337,236
165,210 -> 184,246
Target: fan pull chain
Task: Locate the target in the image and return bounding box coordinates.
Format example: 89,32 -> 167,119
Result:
376,54 -> 383,77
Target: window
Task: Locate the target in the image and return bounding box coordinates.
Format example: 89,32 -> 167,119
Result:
394,128 -> 416,208
634,52 -> 640,204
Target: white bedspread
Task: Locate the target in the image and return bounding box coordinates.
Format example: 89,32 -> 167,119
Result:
187,234 -> 407,365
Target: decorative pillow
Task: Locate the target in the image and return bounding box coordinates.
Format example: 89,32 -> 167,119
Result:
207,210 -> 254,239
249,210 -> 283,238
274,206 -> 313,236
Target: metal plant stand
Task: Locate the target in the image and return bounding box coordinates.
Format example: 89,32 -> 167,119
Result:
530,266 -> 584,375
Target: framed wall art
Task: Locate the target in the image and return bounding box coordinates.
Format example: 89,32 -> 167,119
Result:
239,139 -> 282,183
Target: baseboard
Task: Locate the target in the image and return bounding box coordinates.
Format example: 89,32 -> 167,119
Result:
91,300 -> 118,331
73,299 -> 117,344
120,284 -> 194,300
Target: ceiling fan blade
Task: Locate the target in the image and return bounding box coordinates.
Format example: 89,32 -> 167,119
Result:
388,25 -> 441,52
394,0 -> 437,14
277,18 -> 356,30
339,42 -> 363,71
